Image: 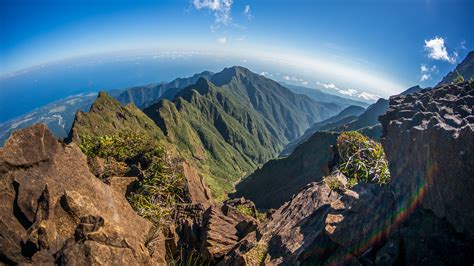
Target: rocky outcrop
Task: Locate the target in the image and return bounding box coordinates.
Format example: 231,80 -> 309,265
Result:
222,81 -> 474,265
380,81 -> 474,238
0,124 -> 158,264
200,200 -> 258,262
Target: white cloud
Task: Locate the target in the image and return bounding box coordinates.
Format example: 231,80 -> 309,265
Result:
339,88 -> 358,96
316,81 -> 379,101
216,37 -> 227,44
243,5 -> 252,20
283,75 -> 308,85
358,92 -> 380,101
419,64 -> 438,82
424,37 -> 457,63
260,71 -> 269,76
316,81 -> 338,90
193,0 -> 233,27
420,74 -> 430,82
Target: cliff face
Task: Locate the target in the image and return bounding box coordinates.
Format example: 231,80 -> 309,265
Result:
380,81 -> 474,238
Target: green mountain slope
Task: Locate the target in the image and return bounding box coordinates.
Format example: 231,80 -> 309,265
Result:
280,105 -> 365,156
67,92 -> 165,143
144,67 -> 341,199
233,131 -> 338,209
117,71 -> 214,109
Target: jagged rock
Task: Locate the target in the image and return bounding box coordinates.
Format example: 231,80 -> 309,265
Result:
182,162 -> 212,207
380,81 -> 474,238
0,124 -> 155,264
223,197 -> 258,219
200,201 -> 258,261
222,82 -> 474,265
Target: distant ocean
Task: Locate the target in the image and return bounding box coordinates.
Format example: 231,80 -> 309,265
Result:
0,53 -> 241,122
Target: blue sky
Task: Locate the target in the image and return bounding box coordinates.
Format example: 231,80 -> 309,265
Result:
1,0 -> 473,98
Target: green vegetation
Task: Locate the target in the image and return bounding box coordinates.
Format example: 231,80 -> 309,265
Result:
79,130 -> 187,225
324,174 -> 345,191
236,204 -> 255,217
336,131 -> 390,186
452,69 -> 465,84
245,242 -> 268,265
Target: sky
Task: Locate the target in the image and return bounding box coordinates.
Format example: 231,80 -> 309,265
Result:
1,0 -> 473,100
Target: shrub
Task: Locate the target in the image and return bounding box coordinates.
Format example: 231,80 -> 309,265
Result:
337,131 -> 390,186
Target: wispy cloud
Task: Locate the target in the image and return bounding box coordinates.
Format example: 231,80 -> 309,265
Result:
193,0 -> 233,28
316,81 -> 380,101
357,91 -> 380,101
283,75 -> 309,85
243,5 -> 252,20
419,64 -> 438,82
216,36 -> 227,44
424,37 -> 457,64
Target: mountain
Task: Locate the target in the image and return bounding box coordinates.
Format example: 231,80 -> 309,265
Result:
233,131 -> 338,209
438,51 -> 474,85
116,71 -> 214,108
67,92 -> 165,143
280,105 -> 365,157
400,85 -> 424,95
282,83 -> 370,108
143,66 -> 341,199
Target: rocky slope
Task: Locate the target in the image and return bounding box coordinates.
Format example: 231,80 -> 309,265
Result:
380,80 -> 474,238
223,80 -> 474,265
0,125 -> 159,264
438,51 -> 474,85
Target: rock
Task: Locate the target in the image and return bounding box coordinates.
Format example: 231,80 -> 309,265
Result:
0,124 -> 155,264
222,82 -> 474,265
104,176 -> 138,197
182,162 -> 212,207
380,82 -> 474,238
200,201 -> 258,261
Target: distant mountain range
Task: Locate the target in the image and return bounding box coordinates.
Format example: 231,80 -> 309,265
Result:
0,67 -> 360,147
281,83 -> 370,108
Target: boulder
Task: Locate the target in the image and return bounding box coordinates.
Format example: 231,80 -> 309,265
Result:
0,124 -> 155,264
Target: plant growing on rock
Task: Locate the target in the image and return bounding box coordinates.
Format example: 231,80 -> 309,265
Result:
79,130 -> 187,225
336,131 -> 391,186
452,69 -> 465,84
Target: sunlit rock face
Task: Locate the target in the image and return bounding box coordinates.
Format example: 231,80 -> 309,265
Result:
0,124 -> 158,264
380,81 -> 474,238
